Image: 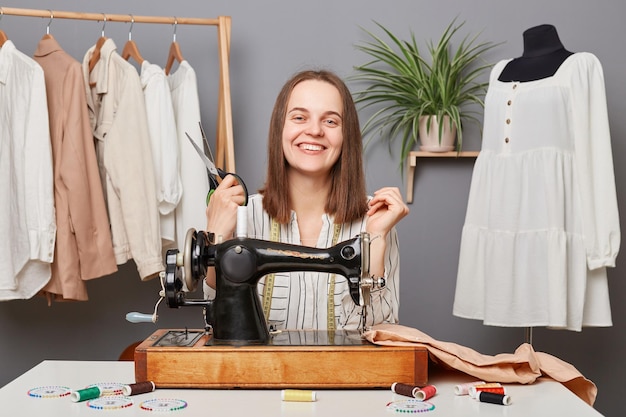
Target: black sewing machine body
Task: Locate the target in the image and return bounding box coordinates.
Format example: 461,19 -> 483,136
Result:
163,229 -> 375,345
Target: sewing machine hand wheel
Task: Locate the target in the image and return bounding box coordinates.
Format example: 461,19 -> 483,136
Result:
163,228 -> 212,308
181,228 -> 207,292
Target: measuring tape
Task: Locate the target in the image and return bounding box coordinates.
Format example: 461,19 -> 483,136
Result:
326,223 -> 341,330
262,219 -> 342,331
260,220 -> 280,322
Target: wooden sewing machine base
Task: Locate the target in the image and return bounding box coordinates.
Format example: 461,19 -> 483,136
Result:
134,329 -> 428,389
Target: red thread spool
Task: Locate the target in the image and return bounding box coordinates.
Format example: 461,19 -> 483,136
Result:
469,383 -> 504,398
414,385 -> 437,401
476,387 -> 505,396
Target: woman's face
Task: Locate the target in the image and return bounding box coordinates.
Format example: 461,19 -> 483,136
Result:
282,79 -> 344,179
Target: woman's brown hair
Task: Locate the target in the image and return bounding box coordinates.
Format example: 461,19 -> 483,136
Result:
259,69 -> 368,224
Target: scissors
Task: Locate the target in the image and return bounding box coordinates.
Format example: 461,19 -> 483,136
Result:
185,127 -> 248,206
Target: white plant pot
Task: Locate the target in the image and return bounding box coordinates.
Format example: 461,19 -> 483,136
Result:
418,115 -> 457,152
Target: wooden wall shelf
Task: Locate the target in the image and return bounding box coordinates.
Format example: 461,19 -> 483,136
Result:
406,151 -> 479,203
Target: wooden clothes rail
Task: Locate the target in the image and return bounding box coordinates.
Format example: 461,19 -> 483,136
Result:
0,6 -> 236,172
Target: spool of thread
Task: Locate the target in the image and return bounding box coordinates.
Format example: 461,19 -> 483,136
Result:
470,385 -> 505,398
391,382 -> 419,398
476,391 -> 512,406
70,386 -> 102,403
454,380 -> 486,396
468,383 -> 504,398
414,385 -> 437,401
122,381 -> 155,396
281,389 -> 317,402
236,205 -> 248,237
391,383 -> 436,401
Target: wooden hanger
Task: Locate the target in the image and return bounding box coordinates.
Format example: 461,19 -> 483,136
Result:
88,14 -> 108,73
165,41 -> 184,75
88,36 -> 107,72
122,39 -> 144,65
164,18 -> 184,75
122,15 -> 144,65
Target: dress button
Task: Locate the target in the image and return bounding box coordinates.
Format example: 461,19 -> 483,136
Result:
512,84 -> 518,89
506,119 -> 511,124
505,137 -> 510,143
507,100 -> 512,106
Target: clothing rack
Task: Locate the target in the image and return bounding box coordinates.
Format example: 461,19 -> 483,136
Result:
0,6 -> 236,172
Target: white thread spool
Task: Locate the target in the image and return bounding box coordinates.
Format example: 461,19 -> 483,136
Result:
236,205 -> 247,238
454,380 -> 486,396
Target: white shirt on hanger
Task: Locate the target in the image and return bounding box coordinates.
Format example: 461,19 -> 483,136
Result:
0,40 -> 56,300
167,60 -> 209,248
140,60 -> 182,247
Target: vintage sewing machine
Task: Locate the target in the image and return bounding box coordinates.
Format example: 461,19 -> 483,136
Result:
133,208 -> 428,388
165,225 -> 378,343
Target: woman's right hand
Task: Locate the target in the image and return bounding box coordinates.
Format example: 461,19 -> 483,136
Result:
205,174 -> 246,242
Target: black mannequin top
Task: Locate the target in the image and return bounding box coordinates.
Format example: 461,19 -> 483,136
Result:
498,24 -> 574,82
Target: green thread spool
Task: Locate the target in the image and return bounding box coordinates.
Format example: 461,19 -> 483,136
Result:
70,386 -> 101,402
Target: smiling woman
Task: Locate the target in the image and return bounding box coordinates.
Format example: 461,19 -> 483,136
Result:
203,69 -> 410,332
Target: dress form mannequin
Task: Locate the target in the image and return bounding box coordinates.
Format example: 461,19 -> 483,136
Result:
455,23 -> 618,340
498,25 -> 573,345
498,24 -> 573,82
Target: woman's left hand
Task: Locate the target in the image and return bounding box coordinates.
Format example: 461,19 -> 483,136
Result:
366,187 -> 410,238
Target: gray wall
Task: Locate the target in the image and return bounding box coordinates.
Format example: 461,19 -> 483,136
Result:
1,0 -> 624,415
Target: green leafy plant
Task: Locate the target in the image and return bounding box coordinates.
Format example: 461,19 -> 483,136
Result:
351,19 -> 499,171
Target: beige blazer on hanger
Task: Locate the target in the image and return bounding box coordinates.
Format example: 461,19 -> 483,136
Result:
34,35 -> 118,302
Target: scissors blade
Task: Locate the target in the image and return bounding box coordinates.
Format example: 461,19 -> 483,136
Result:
185,132 -> 219,177
198,122 -> 217,166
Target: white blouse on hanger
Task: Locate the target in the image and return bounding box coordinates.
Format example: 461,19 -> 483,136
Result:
167,60 -> 209,248
140,60 -> 182,247
453,53 -> 620,331
0,41 -> 56,300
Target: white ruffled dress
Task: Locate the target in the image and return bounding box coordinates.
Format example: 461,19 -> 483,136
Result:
453,53 -> 620,331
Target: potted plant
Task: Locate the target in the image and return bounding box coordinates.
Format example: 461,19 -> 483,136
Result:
351,19 -> 498,171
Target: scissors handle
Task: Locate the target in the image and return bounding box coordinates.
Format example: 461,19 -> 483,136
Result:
206,170 -> 249,206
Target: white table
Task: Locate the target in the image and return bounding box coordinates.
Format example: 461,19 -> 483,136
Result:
0,360 -> 603,416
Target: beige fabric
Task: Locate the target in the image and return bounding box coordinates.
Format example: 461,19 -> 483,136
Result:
82,39 -> 164,280
363,323 -> 596,406
34,36 -> 118,301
